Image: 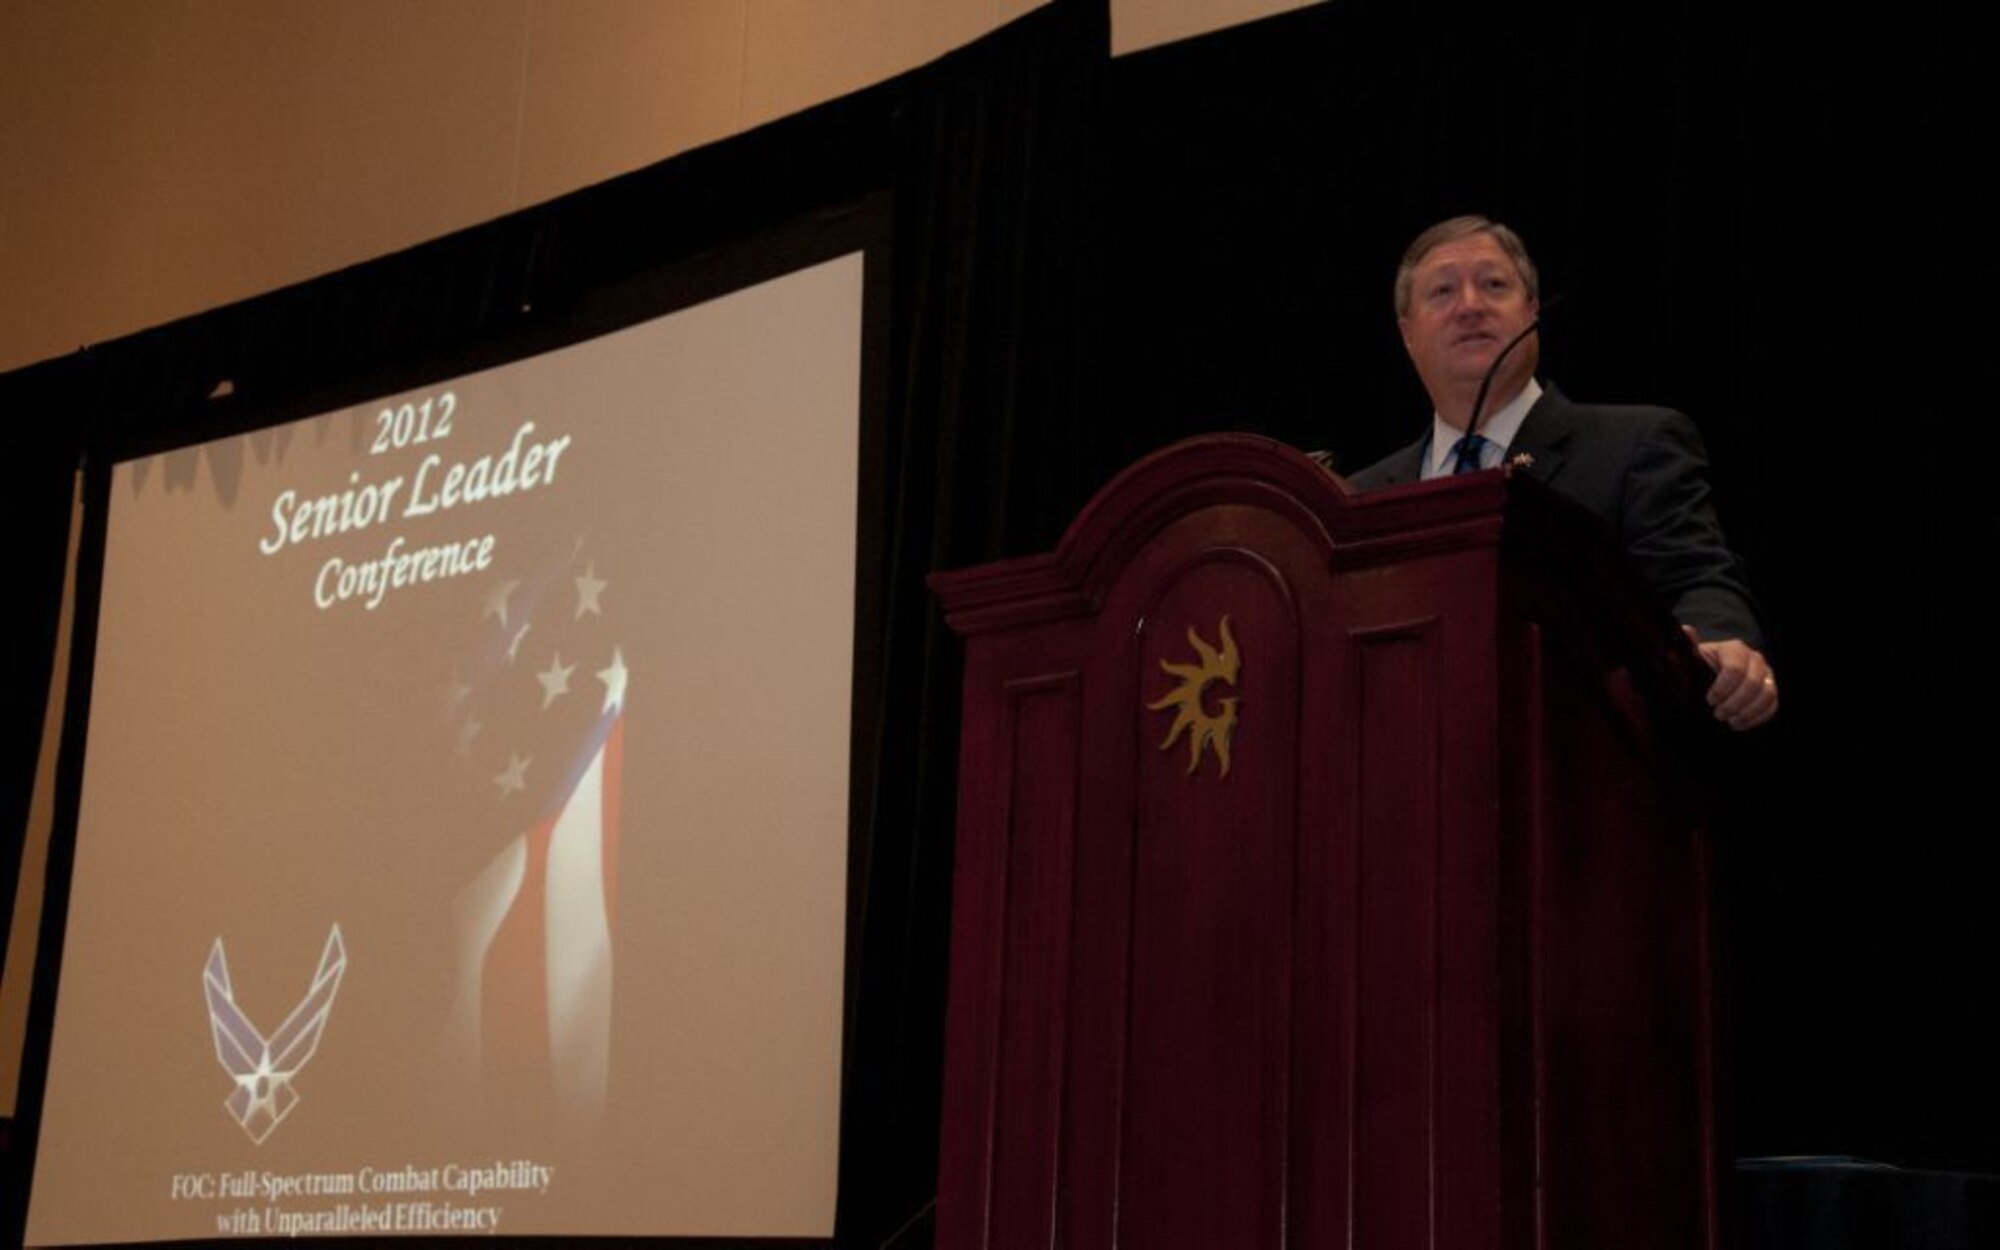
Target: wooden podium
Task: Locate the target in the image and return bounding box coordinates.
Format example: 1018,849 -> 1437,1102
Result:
929,434 -> 1726,1250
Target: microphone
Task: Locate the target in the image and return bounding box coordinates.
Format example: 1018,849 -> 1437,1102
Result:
1457,293 -> 1562,472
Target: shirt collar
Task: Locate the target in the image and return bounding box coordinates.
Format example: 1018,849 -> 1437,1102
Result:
1422,377 -> 1543,479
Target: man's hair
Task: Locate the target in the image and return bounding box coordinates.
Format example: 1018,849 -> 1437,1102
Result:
1393,215 -> 1540,316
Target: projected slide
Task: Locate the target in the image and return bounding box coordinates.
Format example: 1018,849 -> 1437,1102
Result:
27,253 -> 863,1244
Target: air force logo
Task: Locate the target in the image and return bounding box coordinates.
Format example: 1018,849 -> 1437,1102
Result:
202,925 -> 347,1144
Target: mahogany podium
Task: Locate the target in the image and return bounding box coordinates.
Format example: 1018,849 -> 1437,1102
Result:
929,434 -> 1726,1250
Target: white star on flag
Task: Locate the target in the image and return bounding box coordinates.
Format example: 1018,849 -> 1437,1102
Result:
483,579 -> 521,629
537,654 -> 575,710
597,648 -> 628,714
493,753 -> 530,798
574,565 -> 607,619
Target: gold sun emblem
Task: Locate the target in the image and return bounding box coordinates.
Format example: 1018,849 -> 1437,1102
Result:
1147,616 -> 1240,778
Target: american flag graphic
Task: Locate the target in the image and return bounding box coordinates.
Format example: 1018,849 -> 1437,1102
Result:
447,542 -> 625,1116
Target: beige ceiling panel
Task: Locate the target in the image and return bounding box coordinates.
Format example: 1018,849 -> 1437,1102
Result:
306,0 -> 529,280
517,0 -> 748,208
0,0 -> 533,372
88,2 -> 339,340
1112,0 -> 1321,57
0,0 -> 29,247
0,0 -> 1066,373
741,0 -> 1002,131
0,1 -> 331,369
997,0 -> 1053,22
0,0 -> 76,370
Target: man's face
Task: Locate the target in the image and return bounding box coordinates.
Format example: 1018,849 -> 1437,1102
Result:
1397,232 -> 1539,424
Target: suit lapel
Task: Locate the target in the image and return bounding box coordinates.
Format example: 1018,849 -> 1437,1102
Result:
1505,385 -> 1576,487
1366,434 -> 1429,487
1393,432 -> 1429,485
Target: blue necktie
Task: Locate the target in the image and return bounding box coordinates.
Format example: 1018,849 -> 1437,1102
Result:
1450,433 -> 1491,475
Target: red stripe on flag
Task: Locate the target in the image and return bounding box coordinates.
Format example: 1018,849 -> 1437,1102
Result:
482,815 -> 556,1088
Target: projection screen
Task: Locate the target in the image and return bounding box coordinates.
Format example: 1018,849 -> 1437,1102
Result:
25,251 -> 864,1244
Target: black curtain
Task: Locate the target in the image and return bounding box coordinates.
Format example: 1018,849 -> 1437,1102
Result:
1101,0 -> 1999,1174
2,2 -> 1994,1244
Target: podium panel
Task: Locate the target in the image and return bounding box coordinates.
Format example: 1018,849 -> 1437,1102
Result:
932,434 -> 1722,1250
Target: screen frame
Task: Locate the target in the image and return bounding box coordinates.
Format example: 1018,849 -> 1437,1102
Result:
7,195 -> 896,1250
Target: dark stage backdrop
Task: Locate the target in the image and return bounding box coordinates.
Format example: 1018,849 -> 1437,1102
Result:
1093,1 -> 1999,1176
1,2 -> 1992,1244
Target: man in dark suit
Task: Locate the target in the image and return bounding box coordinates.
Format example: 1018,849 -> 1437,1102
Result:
1348,215 -> 1778,730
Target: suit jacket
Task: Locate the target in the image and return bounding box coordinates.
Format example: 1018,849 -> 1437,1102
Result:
1347,384 -> 1766,649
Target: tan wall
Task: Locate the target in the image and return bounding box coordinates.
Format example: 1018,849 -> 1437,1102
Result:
0,0 -> 1043,375
1112,0 -> 1314,56
0,0 -> 1315,376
